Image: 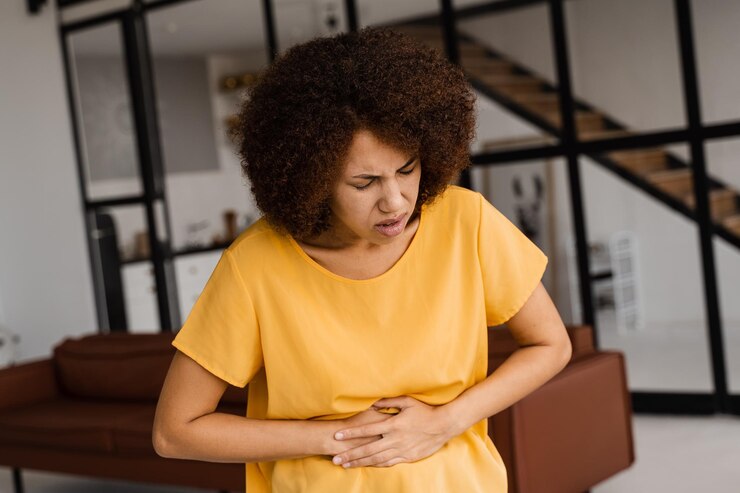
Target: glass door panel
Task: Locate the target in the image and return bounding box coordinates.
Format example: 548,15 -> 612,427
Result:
146,0 -> 265,254
67,21 -> 144,201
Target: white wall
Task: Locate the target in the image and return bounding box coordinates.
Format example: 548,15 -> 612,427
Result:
0,291 -> 6,327
567,0 -> 686,132
0,1 -> 97,362
460,3 -> 556,84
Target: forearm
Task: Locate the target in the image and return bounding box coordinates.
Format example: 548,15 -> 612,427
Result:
442,343 -> 571,436
156,413 -> 335,463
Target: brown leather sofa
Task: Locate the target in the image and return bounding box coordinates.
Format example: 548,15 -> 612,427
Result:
0,325 -> 632,493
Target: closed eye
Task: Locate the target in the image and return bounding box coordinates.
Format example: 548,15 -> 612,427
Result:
354,167 -> 416,190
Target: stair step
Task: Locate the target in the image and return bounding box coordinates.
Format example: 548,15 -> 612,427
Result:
394,26 -> 490,57
579,129 -> 633,141
512,92 -> 561,113
461,56 -> 513,76
723,214 -> 740,235
682,188 -> 738,222
424,41 -> 489,57
477,74 -> 544,96
541,110 -> 605,132
480,134 -> 558,152
607,148 -> 669,175
645,168 -> 693,197
393,25 -> 441,39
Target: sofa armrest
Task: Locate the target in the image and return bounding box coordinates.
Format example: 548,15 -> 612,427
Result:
489,324 -> 595,372
490,351 -> 634,493
0,358 -> 60,411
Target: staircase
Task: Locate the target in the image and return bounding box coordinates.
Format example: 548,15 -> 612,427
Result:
392,23 -> 740,248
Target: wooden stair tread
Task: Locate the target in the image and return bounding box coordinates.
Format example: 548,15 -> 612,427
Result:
722,214 -> 740,235
682,189 -> 737,222
607,148 -> 668,175
480,134 -> 558,152
682,188 -> 735,206
476,74 -> 544,97
393,25 -> 441,38
646,167 -> 692,182
646,167 -> 693,197
461,56 -> 513,75
723,214 -> 740,227
579,129 -> 633,141
477,74 -> 543,84
534,110 -> 605,134
423,41 -> 488,55
509,92 -> 559,103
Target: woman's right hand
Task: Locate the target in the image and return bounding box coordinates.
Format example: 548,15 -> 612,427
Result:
323,408 -> 393,456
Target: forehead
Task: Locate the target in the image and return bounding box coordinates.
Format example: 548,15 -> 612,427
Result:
341,130 -> 410,173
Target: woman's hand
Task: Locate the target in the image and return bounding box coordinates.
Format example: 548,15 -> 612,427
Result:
323,407 -> 393,456
330,396 -> 460,468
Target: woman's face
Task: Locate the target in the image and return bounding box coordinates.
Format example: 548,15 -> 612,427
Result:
327,129 -> 421,251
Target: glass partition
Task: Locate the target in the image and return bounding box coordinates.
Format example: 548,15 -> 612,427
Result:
580,147 -> 714,392
146,0 -> 264,254
67,22 -> 144,201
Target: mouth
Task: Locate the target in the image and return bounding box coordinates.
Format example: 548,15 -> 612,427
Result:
375,213 -> 406,227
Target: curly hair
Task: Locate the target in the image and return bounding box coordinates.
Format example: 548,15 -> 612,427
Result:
231,26 -> 477,240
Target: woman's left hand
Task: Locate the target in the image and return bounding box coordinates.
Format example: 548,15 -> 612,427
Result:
330,396 -> 461,468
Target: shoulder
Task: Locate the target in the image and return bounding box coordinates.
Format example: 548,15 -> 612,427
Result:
424,185 -> 483,225
223,216 -> 290,277
442,185 -> 482,207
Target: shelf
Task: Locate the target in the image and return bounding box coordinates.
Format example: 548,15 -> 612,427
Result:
119,241 -> 232,266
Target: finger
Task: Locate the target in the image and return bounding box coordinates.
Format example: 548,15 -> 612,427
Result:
335,420 -> 392,440
332,440 -> 388,466
373,396 -> 412,409
375,456 -> 406,468
341,449 -> 400,468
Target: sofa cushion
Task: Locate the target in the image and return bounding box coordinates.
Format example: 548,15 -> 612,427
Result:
54,332 -> 248,406
54,333 -> 176,402
0,397 -> 153,453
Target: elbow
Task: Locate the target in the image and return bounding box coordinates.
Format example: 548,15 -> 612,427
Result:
558,336 -> 573,369
152,422 -> 179,459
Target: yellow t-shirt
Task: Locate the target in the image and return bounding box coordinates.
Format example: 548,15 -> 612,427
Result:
172,185 -> 548,492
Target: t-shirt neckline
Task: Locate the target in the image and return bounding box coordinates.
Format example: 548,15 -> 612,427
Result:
287,206 -> 427,284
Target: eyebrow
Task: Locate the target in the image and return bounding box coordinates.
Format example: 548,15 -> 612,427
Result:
352,156 -> 417,179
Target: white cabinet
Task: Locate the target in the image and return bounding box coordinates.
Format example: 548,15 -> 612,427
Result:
121,262 -> 159,333
174,250 -> 222,324
121,250 -> 223,332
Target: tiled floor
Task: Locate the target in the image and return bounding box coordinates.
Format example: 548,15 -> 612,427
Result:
592,413 -> 740,492
1,413 -> 738,492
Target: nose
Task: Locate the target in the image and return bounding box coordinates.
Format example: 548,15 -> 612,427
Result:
378,178 -> 404,213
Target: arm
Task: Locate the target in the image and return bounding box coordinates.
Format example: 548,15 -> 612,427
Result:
331,282 -> 572,468
442,281 -> 572,432
152,350 -> 389,463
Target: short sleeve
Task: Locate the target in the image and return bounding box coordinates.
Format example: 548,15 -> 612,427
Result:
172,249 -> 263,388
477,192 -> 549,326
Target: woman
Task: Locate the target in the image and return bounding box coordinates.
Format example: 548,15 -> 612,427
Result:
153,26 -> 572,492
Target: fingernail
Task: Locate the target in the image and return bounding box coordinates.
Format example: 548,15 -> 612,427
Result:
335,432 -> 344,440
332,456 -> 342,465
342,463 -> 350,468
